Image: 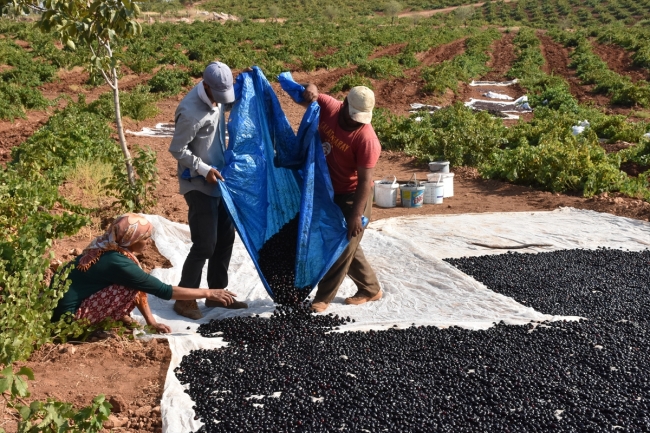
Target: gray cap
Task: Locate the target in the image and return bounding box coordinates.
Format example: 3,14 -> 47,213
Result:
203,62 -> 235,104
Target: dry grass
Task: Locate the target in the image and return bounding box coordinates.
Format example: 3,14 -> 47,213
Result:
59,159 -> 116,232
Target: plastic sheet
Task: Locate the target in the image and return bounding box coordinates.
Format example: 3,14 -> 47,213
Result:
482,91 -> 514,100
136,208 -> 650,432
470,79 -> 519,86
125,123 -> 175,137
218,67 -> 349,297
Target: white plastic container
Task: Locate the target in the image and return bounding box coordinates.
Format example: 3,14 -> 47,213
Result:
428,161 -> 450,173
424,182 -> 444,204
442,172 -> 454,198
375,176 -> 399,208
373,180 -> 381,202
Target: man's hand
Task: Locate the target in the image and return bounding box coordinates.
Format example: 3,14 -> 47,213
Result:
346,214 -> 364,240
206,289 -> 237,306
206,167 -> 224,184
302,83 -> 319,103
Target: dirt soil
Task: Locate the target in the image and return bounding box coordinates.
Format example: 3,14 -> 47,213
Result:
590,39 -> 650,83
3,30 -> 650,433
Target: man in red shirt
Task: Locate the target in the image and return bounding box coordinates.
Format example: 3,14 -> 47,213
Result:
301,84 -> 382,312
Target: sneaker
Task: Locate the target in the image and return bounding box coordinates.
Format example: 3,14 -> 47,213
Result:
310,301 -> 329,313
344,290 -> 382,306
205,299 -> 248,309
173,300 -> 203,320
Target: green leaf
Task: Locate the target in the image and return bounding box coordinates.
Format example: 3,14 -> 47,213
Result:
18,404 -> 32,420
16,366 -> 34,381
0,368 -> 12,394
66,39 -> 76,50
12,374 -> 30,398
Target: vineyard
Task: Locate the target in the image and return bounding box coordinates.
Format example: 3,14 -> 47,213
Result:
2,0 -> 650,431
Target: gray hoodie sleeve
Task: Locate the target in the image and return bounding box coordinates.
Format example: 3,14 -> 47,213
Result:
168,114 -> 212,177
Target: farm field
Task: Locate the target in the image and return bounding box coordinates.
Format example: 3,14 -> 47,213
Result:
2,0 -> 650,431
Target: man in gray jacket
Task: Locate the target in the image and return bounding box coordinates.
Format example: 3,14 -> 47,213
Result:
169,61 -> 247,320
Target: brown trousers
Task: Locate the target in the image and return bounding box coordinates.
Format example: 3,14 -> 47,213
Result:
313,193 -> 381,304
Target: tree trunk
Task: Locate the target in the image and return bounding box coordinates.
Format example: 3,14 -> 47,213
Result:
112,67 -> 136,188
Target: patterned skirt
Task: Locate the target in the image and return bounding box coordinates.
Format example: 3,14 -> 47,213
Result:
75,285 -> 145,325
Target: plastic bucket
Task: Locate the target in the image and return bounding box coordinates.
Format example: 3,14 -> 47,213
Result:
442,172 -> 454,198
373,180 -> 381,202
424,182 -> 444,204
429,161 -> 450,173
400,175 -> 425,208
375,176 -> 399,208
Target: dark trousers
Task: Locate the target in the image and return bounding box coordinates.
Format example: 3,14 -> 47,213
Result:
313,193 -> 381,304
178,191 -> 235,289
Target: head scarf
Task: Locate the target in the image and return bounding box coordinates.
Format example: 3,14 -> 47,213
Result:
77,213 -> 152,272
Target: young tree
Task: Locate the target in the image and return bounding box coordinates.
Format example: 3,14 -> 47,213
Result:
384,0 -> 402,25
1,0 -> 143,203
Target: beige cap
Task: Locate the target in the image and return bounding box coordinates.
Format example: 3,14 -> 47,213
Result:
347,86 -> 375,124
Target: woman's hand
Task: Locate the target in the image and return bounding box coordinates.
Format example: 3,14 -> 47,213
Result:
150,322 -> 172,334
206,289 -> 237,306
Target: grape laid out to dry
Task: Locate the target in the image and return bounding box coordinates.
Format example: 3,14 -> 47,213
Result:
257,215 -> 310,305
176,248 -> 650,432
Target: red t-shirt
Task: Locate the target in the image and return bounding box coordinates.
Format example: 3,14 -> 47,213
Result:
317,94 -> 381,194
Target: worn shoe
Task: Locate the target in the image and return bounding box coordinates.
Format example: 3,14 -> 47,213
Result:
205,299 -> 248,309
173,300 -> 203,320
344,290 -> 382,306
310,301 -> 329,313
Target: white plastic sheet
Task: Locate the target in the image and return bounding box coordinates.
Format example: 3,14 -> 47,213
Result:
571,120 -> 590,136
135,208 -> 650,433
470,79 -> 519,86
482,91 -> 514,100
126,123 -> 175,138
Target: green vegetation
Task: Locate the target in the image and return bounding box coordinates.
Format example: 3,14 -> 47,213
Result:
88,85 -> 160,121
331,73 -> 373,92
148,68 -> 193,95
422,28 -> 502,94
550,29 -> 650,107
374,24 -> 650,200
357,57 -> 405,79
0,36 -> 56,119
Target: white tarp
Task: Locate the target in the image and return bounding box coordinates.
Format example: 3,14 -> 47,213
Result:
126,123 -> 175,138
483,91 -> 514,100
134,208 -> 650,433
470,79 -> 519,86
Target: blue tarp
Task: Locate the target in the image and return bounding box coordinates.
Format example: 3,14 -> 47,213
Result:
219,67 -> 350,300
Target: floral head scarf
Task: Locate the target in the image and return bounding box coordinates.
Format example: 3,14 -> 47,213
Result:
77,213 -> 152,272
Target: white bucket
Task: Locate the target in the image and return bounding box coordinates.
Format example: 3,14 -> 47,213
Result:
373,180 -> 381,202
400,174 -> 425,208
375,176 -> 399,208
429,161 -> 450,173
442,172 -> 454,198
424,182 -> 444,204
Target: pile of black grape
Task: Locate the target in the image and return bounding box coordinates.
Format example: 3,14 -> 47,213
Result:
196,304 -> 349,344
175,248 -> 650,432
446,248 -> 650,322
257,215 -> 309,305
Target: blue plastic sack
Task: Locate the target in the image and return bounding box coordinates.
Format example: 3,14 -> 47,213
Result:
219,67 -> 349,300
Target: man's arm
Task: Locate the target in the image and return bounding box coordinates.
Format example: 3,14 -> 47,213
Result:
298,82 -> 319,108
347,166 -> 374,240
169,114 -> 222,182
